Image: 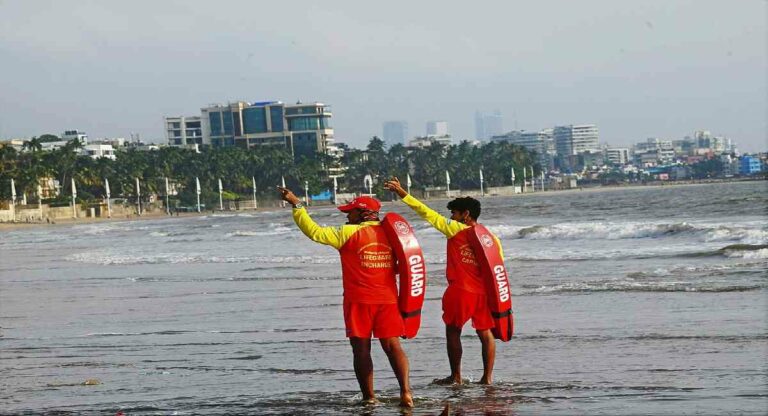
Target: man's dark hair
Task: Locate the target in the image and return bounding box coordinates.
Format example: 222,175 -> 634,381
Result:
447,197 -> 481,220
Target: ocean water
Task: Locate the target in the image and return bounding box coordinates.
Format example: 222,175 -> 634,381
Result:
1,181 -> 766,415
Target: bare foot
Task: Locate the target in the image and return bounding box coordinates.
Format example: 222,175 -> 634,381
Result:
360,397 -> 379,406
432,375 -> 463,385
478,376 -> 492,385
400,390 -> 414,408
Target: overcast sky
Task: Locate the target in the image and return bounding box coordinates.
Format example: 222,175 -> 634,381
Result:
1,0 -> 765,151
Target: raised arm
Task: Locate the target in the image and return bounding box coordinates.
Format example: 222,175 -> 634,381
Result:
384,177 -> 466,238
278,186 -> 344,249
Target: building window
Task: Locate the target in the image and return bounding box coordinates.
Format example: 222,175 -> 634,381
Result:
223,111 -> 234,136
243,107 -> 268,134
292,132 -> 318,158
233,112 -> 242,137
270,106 -> 284,132
209,112 -> 223,136
289,116 -> 321,131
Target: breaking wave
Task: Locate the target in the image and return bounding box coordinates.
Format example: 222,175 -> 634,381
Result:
509,244 -> 768,262
522,280 -> 764,295
66,252 -> 338,266
228,227 -> 294,237
496,222 -> 767,244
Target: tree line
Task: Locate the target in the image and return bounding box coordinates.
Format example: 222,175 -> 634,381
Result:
0,136 -> 539,207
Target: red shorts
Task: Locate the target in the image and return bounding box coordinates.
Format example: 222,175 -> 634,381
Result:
343,301 -> 404,339
442,285 -> 494,330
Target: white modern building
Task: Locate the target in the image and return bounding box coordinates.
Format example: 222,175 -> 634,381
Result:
166,116 -> 203,147
633,138 -> 675,165
554,124 -> 599,156
199,100 -> 334,160
491,129 -> 554,169
81,144 -> 116,160
605,147 -> 630,165
62,130 -> 88,145
409,135 -> 453,148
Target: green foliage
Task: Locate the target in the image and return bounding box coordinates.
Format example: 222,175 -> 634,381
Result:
690,158 -> 723,179
0,137 -> 539,201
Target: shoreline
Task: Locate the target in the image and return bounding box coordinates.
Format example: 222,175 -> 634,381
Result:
1,178 -> 764,232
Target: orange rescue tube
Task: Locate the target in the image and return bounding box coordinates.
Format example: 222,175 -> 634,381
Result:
467,224 -> 513,341
382,213 -> 427,338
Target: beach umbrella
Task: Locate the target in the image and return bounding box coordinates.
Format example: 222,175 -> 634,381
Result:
37,184 -> 43,211
479,168 -> 485,197
333,176 -> 338,205
304,180 -> 309,205
510,166 -> 516,186
135,177 -> 141,215
364,174 -> 373,196
280,176 -> 286,208
218,178 -> 223,211
165,177 -> 170,215
195,177 -> 201,213
529,166 -> 535,192
252,176 -> 258,209
445,171 -> 451,197
10,178 -> 16,204
71,178 -> 77,218
522,168 -> 527,193
104,178 -> 112,218
406,173 -> 412,195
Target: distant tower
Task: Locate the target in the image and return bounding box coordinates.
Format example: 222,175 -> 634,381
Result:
382,121 -> 408,146
475,111 -> 485,140
485,110 -> 504,139
475,110 -> 504,140
426,120 -> 449,136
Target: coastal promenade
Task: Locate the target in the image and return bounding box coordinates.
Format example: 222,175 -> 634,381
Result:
1,177 -> 764,232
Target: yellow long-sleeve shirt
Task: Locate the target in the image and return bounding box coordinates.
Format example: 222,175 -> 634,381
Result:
292,207 -> 380,249
292,207 -> 398,303
401,194 -> 503,257
400,194 -> 503,293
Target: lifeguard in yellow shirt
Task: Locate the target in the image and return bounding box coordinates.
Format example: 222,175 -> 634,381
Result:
277,186 -> 413,407
384,177 -> 503,385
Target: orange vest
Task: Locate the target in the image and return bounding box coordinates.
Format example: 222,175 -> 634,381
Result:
338,225 -> 398,304
446,228 -> 486,294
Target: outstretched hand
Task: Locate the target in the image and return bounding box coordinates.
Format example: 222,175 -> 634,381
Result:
277,186 -> 301,205
384,177 -> 408,198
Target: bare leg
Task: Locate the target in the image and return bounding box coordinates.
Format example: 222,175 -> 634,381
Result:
379,337 -> 413,407
434,325 -> 464,384
477,329 -> 496,384
349,337 -> 375,402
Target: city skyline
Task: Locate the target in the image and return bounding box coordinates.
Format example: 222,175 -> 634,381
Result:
0,1 -> 765,152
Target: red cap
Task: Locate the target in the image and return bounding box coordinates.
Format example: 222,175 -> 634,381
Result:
337,196 -> 381,212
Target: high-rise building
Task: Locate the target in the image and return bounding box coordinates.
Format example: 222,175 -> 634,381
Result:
199,100 -> 333,160
605,147 -> 630,165
383,121 -> 408,146
165,116 -> 203,147
491,128 -> 554,169
285,102 -> 334,158
475,110 -> 504,141
554,124 -> 599,156
426,120 -> 449,137
633,138 -> 675,165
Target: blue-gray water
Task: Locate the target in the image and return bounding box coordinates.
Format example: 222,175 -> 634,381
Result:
1,181 -> 766,415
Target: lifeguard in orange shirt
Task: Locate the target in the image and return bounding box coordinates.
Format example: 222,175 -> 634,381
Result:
385,177 -> 504,385
277,187 -> 413,408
